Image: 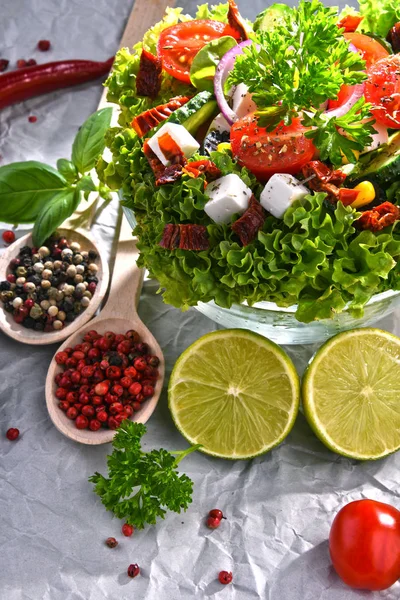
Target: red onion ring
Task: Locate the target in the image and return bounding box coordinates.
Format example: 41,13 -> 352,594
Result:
214,39 -> 254,125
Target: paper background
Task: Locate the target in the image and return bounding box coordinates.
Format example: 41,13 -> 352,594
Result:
1,1 -> 400,598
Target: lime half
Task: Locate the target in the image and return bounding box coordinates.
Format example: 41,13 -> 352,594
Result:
168,329 -> 300,459
303,328 -> 400,460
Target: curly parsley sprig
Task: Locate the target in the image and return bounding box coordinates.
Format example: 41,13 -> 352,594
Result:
302,97 -> 376,166
230,0 -> 366,130
89,421 -> 201,529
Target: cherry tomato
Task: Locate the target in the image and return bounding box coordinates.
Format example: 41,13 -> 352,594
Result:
365,55 -> 400,129
230,115 -> 316,181
157,20 -> 240,83
344,32 -> 389,67
329,499 -> 400,591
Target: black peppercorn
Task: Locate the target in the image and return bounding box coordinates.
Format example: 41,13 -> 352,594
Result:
88,250 -> 98,261
15,285 -> 24,296
34,321 -> 45,331
4,303 -> 14,313
0,281 -> 11,291
24,317 -> 36,329
58,272 -> 68,283
19,246 -> 32,256
27,275 -> 41,286
22,257 -> 32,268
65,313 -> 75,322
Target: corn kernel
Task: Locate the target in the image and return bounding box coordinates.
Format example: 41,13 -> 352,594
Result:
217,142 -> 231,153
351,181 -> 376,208
341,149 -> 360,165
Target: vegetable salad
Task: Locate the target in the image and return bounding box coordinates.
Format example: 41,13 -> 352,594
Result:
98,0 -> 400,322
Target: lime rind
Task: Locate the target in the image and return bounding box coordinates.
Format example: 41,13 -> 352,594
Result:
168,329 -> 300,460
302,328 -> 400,461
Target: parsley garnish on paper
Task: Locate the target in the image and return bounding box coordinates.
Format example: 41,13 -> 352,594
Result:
89,421 -> 200,529
229,0 -> 372,164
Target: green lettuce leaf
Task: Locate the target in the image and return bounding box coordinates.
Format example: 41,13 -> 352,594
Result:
105,7 -> 194,128
358,0 -> 400,37
98,123 -> 400,322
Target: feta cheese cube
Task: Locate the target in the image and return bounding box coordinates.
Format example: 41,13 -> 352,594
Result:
232,83 -> 257,119
209,113 -> 231,134
260,174 -> 309,218
205,174 -> 252,224
147,122 -> 200,166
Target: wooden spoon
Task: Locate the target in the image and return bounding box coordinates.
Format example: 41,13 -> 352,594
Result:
0,198 -> 109,346
45,213 -> 165,444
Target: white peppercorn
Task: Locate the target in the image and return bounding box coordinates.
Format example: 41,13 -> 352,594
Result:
12,297 -> 23,309
75,283 -> 86,295
53,260 -> 62,270
81,250 -> 89,260
74,274 -> 84,284
42,269 -> 53,280
63,285 -> 75,296
73,254 -> 83,265
40,300 -> 50,311
55,290 -> 64,302
16,277 -> 26,286
66,265 -> 77,278
70,241 -> 81,252
24,282 -> 36,293
48,305 -> 59,317
49,298 -> 57,306
61,248 -> 73,258
53,320 -> 63,330
41,280 -> 51,289
44,261 -> 54,270
81,296 -> 90,308
88,263 -> 98,273
76,264 -> 85,275
57,311 -> 66,321
38,246 -> 50,258
33,262 -> 44,274
83,291 -> 92,299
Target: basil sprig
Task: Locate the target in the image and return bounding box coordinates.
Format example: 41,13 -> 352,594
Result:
0,107 -> 112,246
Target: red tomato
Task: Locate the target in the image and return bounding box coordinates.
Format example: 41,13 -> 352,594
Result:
365,55 -> 400,129
157,20 -> 240,83
344,32 -> 389,67
329,499 -> 400,591
337,14 -> 363,33
327,84 -> 354,111
230,115 -> 316,181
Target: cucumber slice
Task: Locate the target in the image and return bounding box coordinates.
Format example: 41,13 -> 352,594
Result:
253,4 -> 293,32
147,91 -> 214,138
356,131 -> 400,185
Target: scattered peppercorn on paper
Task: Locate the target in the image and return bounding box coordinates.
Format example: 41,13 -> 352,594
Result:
2,0 -> 400,599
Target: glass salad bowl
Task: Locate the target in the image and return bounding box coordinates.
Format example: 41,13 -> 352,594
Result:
123,206 -> 400,345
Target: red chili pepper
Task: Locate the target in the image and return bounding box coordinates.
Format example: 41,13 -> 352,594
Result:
0,57 -> 114,110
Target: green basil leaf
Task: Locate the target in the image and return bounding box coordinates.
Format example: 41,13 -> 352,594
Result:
76,175 -> 97,193
32,189 -> 81,247
57,158 -> 78,183
190,36 -> 237,92
72,107 -> 113,175
0,161 -> 68,224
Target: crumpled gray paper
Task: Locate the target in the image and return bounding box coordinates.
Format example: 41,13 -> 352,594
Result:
1,1 -> 400,599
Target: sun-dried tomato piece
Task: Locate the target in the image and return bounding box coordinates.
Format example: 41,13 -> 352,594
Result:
158,132 -> 187,165
179,225 -> 209,251
136,49 -> 162,99
143,140 -> 165,179
156,164 -> 183,186
301,160 -> 348,203
159,224 -> 209,251
231,196 -> 266,246
356,202 -> 400,232
227,0 -> 249,42
131,96 -> 191,137
183,160 -> 222,181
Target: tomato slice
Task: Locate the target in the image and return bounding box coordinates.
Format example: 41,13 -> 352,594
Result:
157,20 -> 240,83
344,32 -> 389,67
327,84 -> 354,111
230,115 -> 316,181
365,55 -> 400,129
